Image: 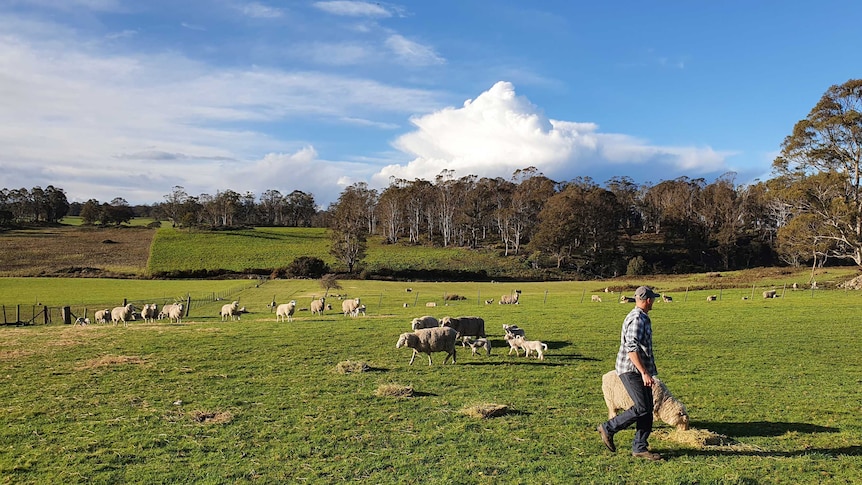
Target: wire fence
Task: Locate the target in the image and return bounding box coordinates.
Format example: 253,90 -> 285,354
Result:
0,277 -> 267,325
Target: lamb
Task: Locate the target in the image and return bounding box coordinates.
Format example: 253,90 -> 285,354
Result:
465,338 -> 491,356
94,309 -> 110,324
706,295 -> 717,301
763,290 -> 777,299
75,317 -> 90,325
396,326 -> 458,365
310,297 -> 326,315
411,315 -> 439,330
276,300 -> 297,322
221,301 -> 240,321
425,302 -> 437,307
601,370 -> 690,430
499,290 -> 521,304
342,297 -> 361,316
512,335 -> 547,360
440,316 -> 486,340
484,299 -> 494,304
502,324 -> 526,338
111,303 -> 136,327
620,295 -> 636,303
591,295 -> 603,303
353,304 -> 366,317
662,295 -> 673,303
141,303 -> 158,323
504,333 -> 523,356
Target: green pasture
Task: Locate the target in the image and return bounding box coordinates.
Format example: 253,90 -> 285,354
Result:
60,216 -> 156,227
1,278 -> 861,483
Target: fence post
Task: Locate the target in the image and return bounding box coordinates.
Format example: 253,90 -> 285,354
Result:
17,305 -> 21,324
43,307 -> 49,325
186,296 -> 192,317
62,306 -> 73,325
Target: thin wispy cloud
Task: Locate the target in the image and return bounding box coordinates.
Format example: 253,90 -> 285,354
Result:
385,34 -> 445,66
181,22 -> 206,31
313,1 -> 392,18
240,2 -> 283,19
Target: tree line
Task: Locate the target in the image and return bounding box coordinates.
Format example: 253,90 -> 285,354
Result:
3,79 -> 860,280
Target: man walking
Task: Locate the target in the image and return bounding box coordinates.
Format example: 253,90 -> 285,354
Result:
597,285 -> 663,461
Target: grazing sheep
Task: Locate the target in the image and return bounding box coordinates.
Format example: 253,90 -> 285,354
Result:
411,315 -> 439,330
512,335 -> 547,360
310,297 -> 326,315
94,309 -> 110,324
662,295 -> 673,303
141,303 -> 158,323
425,302 -> 437,307
396,326 -> 458,365
485,299 -> 494,304
276,300 -> 297,322
75,317 -> 89,326
763,290 -> 777,299
111,304 -> 136,327
619,295 -> 636,303
440,316 -> 486,339
502,324 -> 526,338
591,295 -> 603,303
221,301 -> 240,321
342,298 -> 361,316
465,338 -> 491,356
504,334 -> 522,355
706,295 -> 717,302
499,290 -> 521,304
601,370 -> 690,431
353,304 -> 366,317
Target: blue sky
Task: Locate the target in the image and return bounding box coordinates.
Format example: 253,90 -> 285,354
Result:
1,0 -> 860,207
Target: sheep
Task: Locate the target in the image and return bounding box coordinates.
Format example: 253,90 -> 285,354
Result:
353,304 -> 366,317
601,370 -> 690,431
75,317 -> 89,326
111,304 -> 136,327
411,315 -> 439,330
504,334 -> 523,355
619,295 -> 636,303
166,303 -> 184,323
662,295 -> 673,303
94,309 -> 110,324
591,295 -> 603,303
465,337 -> 491,356
484,299 -> 494,305
763,290 -> 777,299
221,301 -> 240,321
425,302 -> 437,307
512,335 -> 547,360
396,326 -> 458,365
792,282 -> 799,290
499,290 -> 521,304
310,297 -> 326,315
440,316 -> 486,340
706,295 -> 717,302
276,300 -> 297,322
342,297 -> 361,316
502,324 -> 526,338
141,303 -> 158,323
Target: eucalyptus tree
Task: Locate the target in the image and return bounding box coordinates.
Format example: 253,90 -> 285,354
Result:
772,78 -> 862,266
509,167 -> 556,255
284,190 -> 316,227
377,179 -> 407,244
258,189 -> 284,226
329,183 -> 370,273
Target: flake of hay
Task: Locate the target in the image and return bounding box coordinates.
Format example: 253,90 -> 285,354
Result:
190,410 -> 233,424
335,360 -> 370,374
77,355 -> 146,370
375,383 -> 414,398
461,403 -> 509,419
660,427 -> 738,447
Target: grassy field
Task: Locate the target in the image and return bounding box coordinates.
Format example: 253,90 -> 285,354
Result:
1,276 -> 861,483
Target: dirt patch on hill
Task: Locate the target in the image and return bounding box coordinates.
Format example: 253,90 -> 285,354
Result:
0,225 -> 155,277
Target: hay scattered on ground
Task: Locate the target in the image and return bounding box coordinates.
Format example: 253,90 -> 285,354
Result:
375,383 -> 414,398
461,403 -> 510,419
335,360 -> 370,374
77,355 -> 146,370
656,427 -> 754,450
190,410 -> 233,424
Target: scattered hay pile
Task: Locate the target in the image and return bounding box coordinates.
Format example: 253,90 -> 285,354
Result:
656,427 -> 756,451
190,410 -> 233,424
375,383 -> 414,398
461,403 -> 510,419
840,275 -> 862,290
335,360 -> 371,374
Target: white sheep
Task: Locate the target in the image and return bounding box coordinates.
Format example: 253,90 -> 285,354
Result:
94,309 -> 110,324
504,333 -> 523,356
310,297 -> 326,315
763,290 -> 777,299
591,295 -> 603,302
221,301 -> 240,321
512,335 -> 547,360
111,304 -> 136,327
502,324 -> 526,338
465,338 -> 491,356
619,295 -> 635,303
425,302 -> 437,307
499,290 -> 521,304
411,315 -> 439,330
342,297 -> 361,316
141,303 -> 158,323
396,326 -> 458,365
166,303 -> 184,324
75,317 -> 89,325
601,370 -> 690,431
706,295 -> 717,301
276,300 -> 297,322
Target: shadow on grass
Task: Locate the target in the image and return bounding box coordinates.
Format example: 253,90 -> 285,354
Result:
693,420 -> 839,437
670,445 -> 862,459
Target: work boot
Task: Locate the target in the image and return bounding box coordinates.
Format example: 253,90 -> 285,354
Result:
597,424 -> 615,452
632,451 -> 663,461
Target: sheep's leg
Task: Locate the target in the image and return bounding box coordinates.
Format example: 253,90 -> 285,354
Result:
426,353 -> 433,366
409,350 -> 417,365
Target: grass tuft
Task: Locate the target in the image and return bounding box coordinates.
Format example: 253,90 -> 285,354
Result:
375,383 -> 414,398
189,410 -> 234,424
335,360 -> 371,374
76,354 -> 147,370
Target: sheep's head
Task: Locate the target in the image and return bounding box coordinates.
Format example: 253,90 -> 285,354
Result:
396,333 -> 411,349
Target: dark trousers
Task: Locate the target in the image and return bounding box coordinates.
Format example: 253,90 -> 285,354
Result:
604,372 -> 654,453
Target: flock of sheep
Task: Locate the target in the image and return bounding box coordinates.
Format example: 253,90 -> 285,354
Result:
77,302 -> 186,327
